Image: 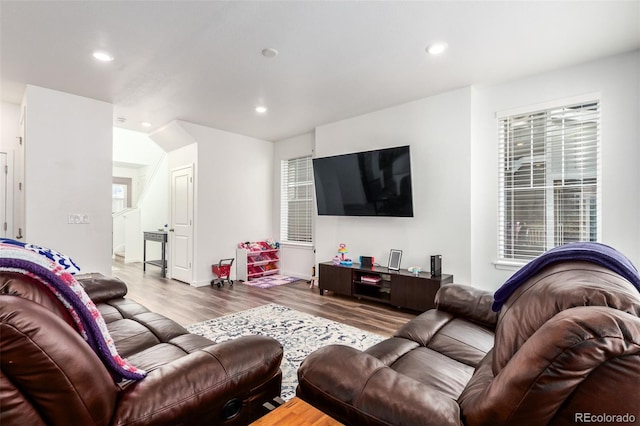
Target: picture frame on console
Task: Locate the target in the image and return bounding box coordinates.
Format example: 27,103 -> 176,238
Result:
388,249 -> 402,271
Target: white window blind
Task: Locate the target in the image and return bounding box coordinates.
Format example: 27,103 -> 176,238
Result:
498,100 -> 600,262
280,156 -> 313,243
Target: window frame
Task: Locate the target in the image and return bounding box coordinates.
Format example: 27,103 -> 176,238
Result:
496,94 -> 601,265
280,155 -> 313,245
112,177 -> 132,214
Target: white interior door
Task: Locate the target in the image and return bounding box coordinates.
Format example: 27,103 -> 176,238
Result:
170,165 -> 193,283
1,153 -> 7,237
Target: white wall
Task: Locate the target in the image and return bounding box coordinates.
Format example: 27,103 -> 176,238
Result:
22,85 -> 113,273
314,87 -> 473,283
175,122 -> 274,286
471,50 -> 640,291
273,132 -> 316,279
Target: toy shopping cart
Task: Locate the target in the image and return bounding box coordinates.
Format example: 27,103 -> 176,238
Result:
211,258 -> 234,288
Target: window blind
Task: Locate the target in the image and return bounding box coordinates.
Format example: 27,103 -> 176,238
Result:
280,156 -> 313,243
498,100 -> 600,262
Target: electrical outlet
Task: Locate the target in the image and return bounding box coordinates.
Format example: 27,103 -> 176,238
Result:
68,214 -> 90,224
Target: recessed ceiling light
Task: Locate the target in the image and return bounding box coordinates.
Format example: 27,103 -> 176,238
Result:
425,42 -> 448,56
255,106 -> 267,114
141,121 -> 152,128
92,50 -> 114,62
261,48 -> 279,58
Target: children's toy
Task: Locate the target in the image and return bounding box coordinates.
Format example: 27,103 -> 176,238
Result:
337,243 -> 352,266
308,265 -> 317,289
408,266 -> 422,275
211,258 -> 234,288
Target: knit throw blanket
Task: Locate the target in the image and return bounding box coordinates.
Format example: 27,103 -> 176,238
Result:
0,243 -> 146,381
492,242 -> 640,312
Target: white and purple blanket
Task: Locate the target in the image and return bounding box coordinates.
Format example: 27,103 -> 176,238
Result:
0,243 -> 146,381
492,242 -> 640,312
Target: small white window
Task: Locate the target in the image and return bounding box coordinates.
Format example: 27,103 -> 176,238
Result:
280,156 -> 313,243
498,99 -> 600,262
112,177 -> 132,213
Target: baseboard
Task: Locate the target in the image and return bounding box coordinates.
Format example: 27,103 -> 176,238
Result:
192,279 -> 210,288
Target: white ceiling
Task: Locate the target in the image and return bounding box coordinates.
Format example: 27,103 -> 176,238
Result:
1,1 -> 639,141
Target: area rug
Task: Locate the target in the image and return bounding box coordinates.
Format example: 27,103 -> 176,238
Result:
186,303 -> 385,400
242,274 -> 300,288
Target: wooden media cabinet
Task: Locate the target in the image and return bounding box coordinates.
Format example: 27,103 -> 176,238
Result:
318,261 -> 453,312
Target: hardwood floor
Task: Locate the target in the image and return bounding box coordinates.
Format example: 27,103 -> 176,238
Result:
111,259 -> 416,337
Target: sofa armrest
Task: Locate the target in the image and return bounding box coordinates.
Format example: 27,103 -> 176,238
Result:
114,335 -> 283,425
76,273 -> 128,302
435,284 -> 498,329
297,345 -> 462,426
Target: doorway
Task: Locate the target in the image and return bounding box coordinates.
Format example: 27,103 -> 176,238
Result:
1,152 -> 7,237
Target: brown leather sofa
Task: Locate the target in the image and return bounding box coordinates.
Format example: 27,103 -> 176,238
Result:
297,261 -> 640,425
0,272 -> 284,426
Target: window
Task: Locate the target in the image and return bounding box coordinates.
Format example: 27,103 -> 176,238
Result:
112,177 -> 132,213
498,99 -> 600,262
280,156 -> 313,243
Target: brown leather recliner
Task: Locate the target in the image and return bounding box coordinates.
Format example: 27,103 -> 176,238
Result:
0,272 -> 284,426
297,261 -> 640,425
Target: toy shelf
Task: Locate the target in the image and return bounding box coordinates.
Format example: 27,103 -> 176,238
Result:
236,242 -> 280,281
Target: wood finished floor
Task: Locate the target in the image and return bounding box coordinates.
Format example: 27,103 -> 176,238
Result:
111,259 -> 416,337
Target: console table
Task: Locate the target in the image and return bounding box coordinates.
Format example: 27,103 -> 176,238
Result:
143,231 -> 168,277
318,262 -> 453,312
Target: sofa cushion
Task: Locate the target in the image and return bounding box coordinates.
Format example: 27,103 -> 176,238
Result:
427,318 -> 494,367
126,342 -> 193,372
169,333 -> 219,353
393,309 -> 494,369
364,337 -> 419,365
394,309 -> 454,345
105,318 -> 162,357
391,347 -> 474,399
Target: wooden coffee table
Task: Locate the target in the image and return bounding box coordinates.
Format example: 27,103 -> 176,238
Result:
251,397 -> 343,425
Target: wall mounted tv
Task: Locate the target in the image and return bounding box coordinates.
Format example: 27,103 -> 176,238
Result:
313,145 -> 414,217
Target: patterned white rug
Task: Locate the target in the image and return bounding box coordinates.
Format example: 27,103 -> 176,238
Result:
186,303 -> 385,400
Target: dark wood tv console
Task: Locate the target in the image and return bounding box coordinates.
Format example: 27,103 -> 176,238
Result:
318,261 -> 453,312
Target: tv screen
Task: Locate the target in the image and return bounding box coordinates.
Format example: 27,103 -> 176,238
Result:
313,145 -> 414,217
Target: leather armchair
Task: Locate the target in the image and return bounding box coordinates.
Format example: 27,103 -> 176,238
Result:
297,261 -> 640,425
0,272 -> 284,425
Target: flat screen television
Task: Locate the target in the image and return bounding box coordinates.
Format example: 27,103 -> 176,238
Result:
313,145 -> 414,217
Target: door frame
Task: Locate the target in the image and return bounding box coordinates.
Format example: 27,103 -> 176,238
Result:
169,164 -> 195,284
0,151 -> 14,239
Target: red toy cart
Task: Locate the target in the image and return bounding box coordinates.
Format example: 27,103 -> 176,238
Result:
211,258 -> 234,288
